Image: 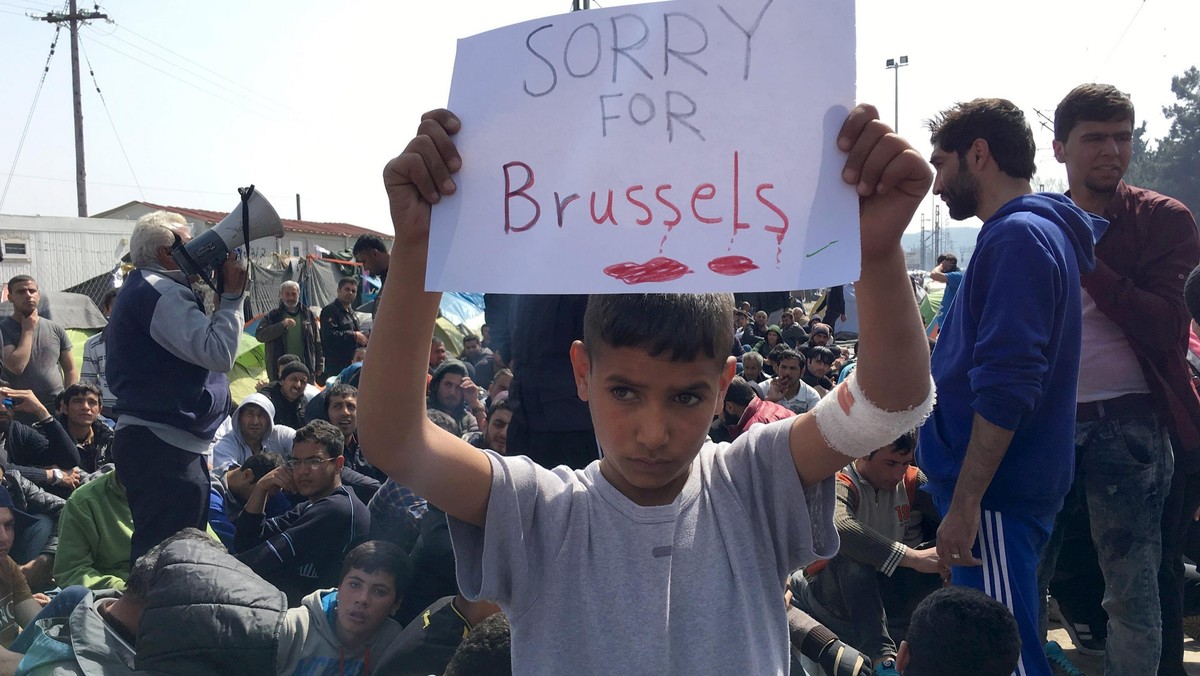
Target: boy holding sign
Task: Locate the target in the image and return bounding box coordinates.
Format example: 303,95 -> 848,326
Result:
359,104 -> 934,674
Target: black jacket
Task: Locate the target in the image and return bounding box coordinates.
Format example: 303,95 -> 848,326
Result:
0,418 -> 80,486
136,537 -> 287,675
0,467 -> 65,555
55,416 -> 114,473
319,300 -> 359,379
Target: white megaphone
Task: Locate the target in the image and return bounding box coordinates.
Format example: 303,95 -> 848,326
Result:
172,186 -> 283,283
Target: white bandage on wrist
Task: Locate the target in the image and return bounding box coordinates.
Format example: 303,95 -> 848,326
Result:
812,369 -> 936,458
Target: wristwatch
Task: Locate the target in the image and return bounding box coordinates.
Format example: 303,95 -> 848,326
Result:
51,468 -> 64,485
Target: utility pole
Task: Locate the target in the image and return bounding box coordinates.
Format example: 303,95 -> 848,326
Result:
38,0 -> 107,217
884,56 -> 908,133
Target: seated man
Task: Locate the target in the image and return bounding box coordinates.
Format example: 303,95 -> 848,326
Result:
236,420 -> 370,606
210,393 -> 296,475
54,382 -> 114,474
799,324 -> 843,360
710,376 -> 794,444
761,349 -> 822,415
277,540 -> 411,674
780,309 -> 809,348
741,351 -> 769,386
897,587 -> 1021,676
0,487 -> 45,649
208,452 -> 289,552
52,469 -> 133,591
0,386 -> 82,495
261,360 -> 310,429
14,529 -> 218,674
466,396 -> 512,455
801,346 -> 837,397
427,361 -> 484,436
0,467 -> 63,592
326,383 -> 386,484
791,433 -> 942,673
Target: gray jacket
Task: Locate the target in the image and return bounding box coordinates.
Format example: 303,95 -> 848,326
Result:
17,589 -> 133,675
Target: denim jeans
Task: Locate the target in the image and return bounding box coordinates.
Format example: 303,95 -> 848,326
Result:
1041,414 -> 1173,675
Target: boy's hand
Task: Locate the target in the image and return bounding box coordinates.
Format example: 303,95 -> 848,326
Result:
837,104 -> 932,261
383,109 -> 463,243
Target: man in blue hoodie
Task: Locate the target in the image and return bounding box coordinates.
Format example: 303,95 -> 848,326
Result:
917,98 -> 1104,676
105,210 -> 246,563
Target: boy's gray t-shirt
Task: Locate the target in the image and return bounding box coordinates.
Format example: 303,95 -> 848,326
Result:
449,418 -> 838,675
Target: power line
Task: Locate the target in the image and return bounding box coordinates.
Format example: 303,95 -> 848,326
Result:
0,171 -> 237,197
0,26 -> 61,214
85,24 -> 289,114
80,39 -> 144,200
1094,0 -> 1148,80
110,20 -> 289,113
79,34 -> 280,120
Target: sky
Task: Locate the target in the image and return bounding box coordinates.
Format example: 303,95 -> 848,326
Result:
0,0 -> 1197,237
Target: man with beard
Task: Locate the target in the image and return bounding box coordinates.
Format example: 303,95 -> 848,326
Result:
1037,84 -> 1200,676
762,350 -> 822,415
467,396 -> 513,455
320,278 -> 367,380
710,376 -> 794,444
263,361 -> 310,429
256,281 -> 323,382
427,361 -> 484,436
801,346 -> 837,397
210,393 -> 296,475
1,276 -> 78,422
916,98 -> 1104,676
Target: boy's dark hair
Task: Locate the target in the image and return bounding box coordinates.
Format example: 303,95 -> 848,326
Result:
241,452 -> 285,481
277,353 -> 301,369
867,430 -> 917,459
444,613 -> 512,676
128,528 -> 222,602
926,98 -> 1037,180
462,333 -> 481,344
724,377 -> 758,407
767,344 -> 789,363
807,346 -> 835,364
352,235 -> 388,255
1053,83 -> 1135,143
339,540 -> 413,596
1185,264 -> 1200,322
337,276 -> 359,290
293,419 -> 345,458
777,348 -> 803,366
429,360 -> 470,397
6,275 -> 35,293
904,587 -> 1020,676
62,381 -> 103,404
426,408 -> 460,435
584,294 -> 733,363
100,287 -> 120,313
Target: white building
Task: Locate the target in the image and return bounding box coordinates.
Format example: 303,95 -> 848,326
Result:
0,214 -> 133,294
93,200 -> 393,267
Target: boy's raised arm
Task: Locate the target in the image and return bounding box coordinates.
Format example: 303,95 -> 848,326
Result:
359,109 -> 494,528
788,104 -> 934,486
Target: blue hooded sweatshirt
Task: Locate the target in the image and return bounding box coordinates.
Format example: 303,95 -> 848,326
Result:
917,193 -> 1107,517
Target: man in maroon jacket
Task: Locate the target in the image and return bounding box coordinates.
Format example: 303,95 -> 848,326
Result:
1040,83 -> 1200,676
710,376 -> 795,443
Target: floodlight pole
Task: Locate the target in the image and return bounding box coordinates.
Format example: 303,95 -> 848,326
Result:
885,55 -> 909,133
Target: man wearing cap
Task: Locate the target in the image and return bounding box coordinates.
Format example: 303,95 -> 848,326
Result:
263,362 -> 310,430
105,210 -> 247,563
256,281 -> 323,383
0,485 -> 47,647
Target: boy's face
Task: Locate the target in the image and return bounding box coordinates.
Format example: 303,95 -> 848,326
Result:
67,393 -> 100,428
336,567 -> 401,646
571,341 -> 734,506
328,394 -> 358,438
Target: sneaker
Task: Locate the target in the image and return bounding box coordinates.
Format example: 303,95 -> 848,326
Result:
1045,641 -> 1085,676
1049,596 -> 1106,656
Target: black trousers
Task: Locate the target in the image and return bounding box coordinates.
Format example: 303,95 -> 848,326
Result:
114,425 -> 211,563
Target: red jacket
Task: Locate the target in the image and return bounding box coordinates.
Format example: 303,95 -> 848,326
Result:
1080,182 -> 1200,472
731,397 -> 795,439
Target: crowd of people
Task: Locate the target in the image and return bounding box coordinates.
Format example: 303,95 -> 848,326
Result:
0,80 -> 1195,676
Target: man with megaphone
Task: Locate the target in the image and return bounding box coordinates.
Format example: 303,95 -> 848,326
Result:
104,210 -> 249,563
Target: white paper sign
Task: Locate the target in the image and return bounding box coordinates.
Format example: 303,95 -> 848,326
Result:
428,0 -> 857,293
